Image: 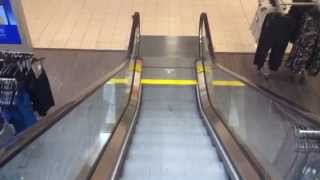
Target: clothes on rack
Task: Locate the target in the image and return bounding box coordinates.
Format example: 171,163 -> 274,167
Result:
0,114 -> 15,145
251,1 -> 277,42
307,35 -> 320,75
0,52 -> 54,133
254,13 -> 296,71
287,7 -> 320,74
288,0 -> 314,42
1,88 -> 37,133
27,68 -> 54,116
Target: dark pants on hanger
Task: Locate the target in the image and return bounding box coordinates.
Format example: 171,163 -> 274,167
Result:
254,13 -> 296,71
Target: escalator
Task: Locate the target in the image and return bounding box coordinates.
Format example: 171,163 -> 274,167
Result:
91,13 -> 320,180
1,12 -> 320,180
91,14 -> 258,180
119,74 -> 228,179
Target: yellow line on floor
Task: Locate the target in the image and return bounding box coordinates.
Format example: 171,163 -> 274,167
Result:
141,79 -> 197,86
212,80 -> 245,87
107,78 -> 245,87
107,78 -> 129,84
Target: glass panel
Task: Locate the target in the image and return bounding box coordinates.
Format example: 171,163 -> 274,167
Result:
203,56 -> 320,180
0,59 -> 135,180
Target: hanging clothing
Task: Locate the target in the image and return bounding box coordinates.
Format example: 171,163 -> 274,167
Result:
307,34 -> 320,75
254,13 -> 296,71
26,69 -> 54,116
251,1 -> 277,42
288,0 -> 314,42
0,113 -> 15,145
287,8 -> 320,74
1,88 -> 37,133
0,52 -> 54,133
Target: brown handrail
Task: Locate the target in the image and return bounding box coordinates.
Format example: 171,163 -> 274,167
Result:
0,12 -> 142,168
199,13 -> 215,60
127,12 -> 141,59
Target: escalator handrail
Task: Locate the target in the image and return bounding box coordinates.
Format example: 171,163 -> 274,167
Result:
199,13 -> 215,61
198,13 -> 320,127
85,12 -> 141,180
128,12 -> 141,59
199,12 -> 320,180
0,12 -> 141,168
199,12 -> 268,180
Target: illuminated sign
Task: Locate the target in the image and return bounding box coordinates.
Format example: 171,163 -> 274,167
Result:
0,0 -> 21,44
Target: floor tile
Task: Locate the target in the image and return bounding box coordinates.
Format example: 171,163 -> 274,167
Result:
22,0 -> 259,52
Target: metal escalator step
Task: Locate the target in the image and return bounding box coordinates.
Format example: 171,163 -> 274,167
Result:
120,160 -> 227,180
127,148 -> 219,162
132,133 -> 212,146
138,111 -> 201,119
129,141 -> 216,152
141,100 -> 197,110
136,120 -> 203,128
121,175 -> 226,180
135,125 -> 207,135
138,114 -> 202,124
137,118 -> 203,129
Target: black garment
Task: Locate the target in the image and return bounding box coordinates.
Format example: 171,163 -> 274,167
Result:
287,8 -> 320,74
288,0 -> 314,42
308,33 -> 320,75
254,13 -> 296,71
27,69 -> 54,116
307,42 -> 320,75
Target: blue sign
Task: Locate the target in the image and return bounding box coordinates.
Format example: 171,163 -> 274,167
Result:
0,0 -> 21,44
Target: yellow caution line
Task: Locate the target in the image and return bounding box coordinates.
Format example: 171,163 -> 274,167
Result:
212,80 -> 245,87
107,78 -> 129,84
107,78 -> 245,87
141,79 -> 197,86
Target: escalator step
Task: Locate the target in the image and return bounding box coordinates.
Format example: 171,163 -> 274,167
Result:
138,111 -> 201,119
137,117 -> 203,126
132,133 -> 212,146
135,125 -> 207,135
121,160 -> 227,180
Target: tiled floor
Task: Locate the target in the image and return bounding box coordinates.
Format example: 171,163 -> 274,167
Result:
22,0 -> 259,52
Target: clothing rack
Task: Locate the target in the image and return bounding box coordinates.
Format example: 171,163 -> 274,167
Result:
0,50 -> 54,134
270,0 -> 320,12
281,2 -> 318,5
282,0 -> 319,6
0,51 -> 33,107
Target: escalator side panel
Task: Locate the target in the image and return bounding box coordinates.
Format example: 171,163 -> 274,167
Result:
196,61 -> 262,180
91,59 -> 143,180
0,61 -> 132,180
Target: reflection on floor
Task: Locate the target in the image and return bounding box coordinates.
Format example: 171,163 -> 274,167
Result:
22,0 -> 258,52
208,65 -> 317,179
34,49 -> 126,112
215,53 -> 320,118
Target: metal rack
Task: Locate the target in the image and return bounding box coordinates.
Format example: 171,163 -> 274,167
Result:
295,126 -> 320,152
271,0 -> 320,12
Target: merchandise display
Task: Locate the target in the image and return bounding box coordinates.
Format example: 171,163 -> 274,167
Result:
253,0 -> 320,77
0,51 -> 54,137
